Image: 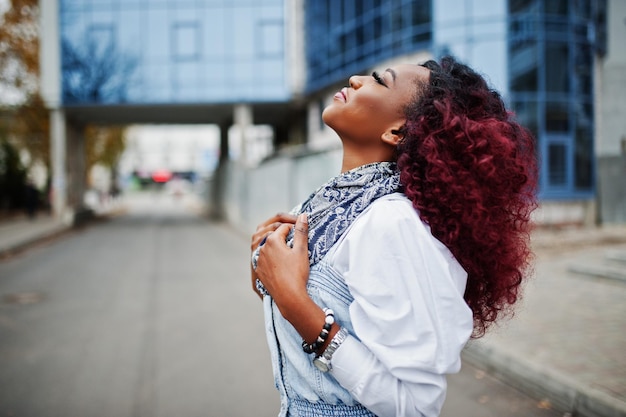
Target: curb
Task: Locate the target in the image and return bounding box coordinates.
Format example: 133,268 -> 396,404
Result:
0,223 -> 71,258
462,342 -> 626,417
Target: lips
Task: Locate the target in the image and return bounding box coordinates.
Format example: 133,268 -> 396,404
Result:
334,88 -> 347,103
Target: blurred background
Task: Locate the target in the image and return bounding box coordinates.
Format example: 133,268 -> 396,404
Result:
0,0 -> 624,231
1,1 -> 625,417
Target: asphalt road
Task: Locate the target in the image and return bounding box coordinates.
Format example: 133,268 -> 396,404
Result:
0,191 -> 563,417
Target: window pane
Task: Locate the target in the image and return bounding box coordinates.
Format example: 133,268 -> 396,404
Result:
545,42 -> 569,93
572,0 -> 591,18
574,45 -> 592,96
575,128 -> 593,189
411,0 -> 431,43
545,0 -> 568,15
512,100 -> 538,137
509,0 -> 536,14
173,22 -> 199,60
258,21 -> 283,57
575,101 -> 593,129
548,143 -> 567,186
546,101 -> 569,132
510,41 -> 538,92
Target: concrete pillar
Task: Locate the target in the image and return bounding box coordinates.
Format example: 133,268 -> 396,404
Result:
49,113 -> 89,225
209,122 -> 231,220
234,104 -> 253,166
40,0 -> 66,220
65,121 -> 87,212
50,109 -> 67,220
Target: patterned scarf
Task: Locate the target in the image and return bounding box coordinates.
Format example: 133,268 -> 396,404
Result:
252,162 -> 400,292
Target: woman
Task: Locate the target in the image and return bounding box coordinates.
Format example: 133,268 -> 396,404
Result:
251,56 -> 537,417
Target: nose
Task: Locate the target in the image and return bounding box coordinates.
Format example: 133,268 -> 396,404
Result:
349,75 -> 363,89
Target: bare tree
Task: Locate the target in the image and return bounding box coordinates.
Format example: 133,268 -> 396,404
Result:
62,36 -> 138,104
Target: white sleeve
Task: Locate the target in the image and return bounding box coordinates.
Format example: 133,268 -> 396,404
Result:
329,196 -> 474,417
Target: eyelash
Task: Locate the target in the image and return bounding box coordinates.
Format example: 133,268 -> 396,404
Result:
372,71 -> 386,86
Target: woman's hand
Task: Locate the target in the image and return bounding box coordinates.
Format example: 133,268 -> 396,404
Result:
250,213 -> 297,298
255,214 -> 311,316
254,214 -> 338,350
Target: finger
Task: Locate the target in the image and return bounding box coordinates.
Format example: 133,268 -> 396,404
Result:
251,222 -> 282,248
256,213 -> 297,231
293,213 -> 308,252
278,213 -> 298,224
269,223 -> 292,242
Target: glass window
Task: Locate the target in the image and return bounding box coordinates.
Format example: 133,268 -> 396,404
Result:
390,3 -> 404,51
411,0 -> 431,43
574,101 -> 593,129
258,21 -> 283,58
511,69 -> 537,92
329,0 -> 342,26
510,41 -> 538,91
545,0 -> 568,16
574,45 -> 592,96
509,0 -> 536,14
354,0 -> 363,16
575,127 -> 593,189
87,24 -> 114,54
512,100 -> 538,138
343,0 -> 355,21
545,101 -> 569,132
172,22 -> 200,61
305,0 -> 431,92
232,8 -> 254,58
572,0 -> 591,19
548,143 -> 567,186
545,42 -> 569,93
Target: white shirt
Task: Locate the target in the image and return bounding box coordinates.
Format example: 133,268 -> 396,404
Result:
327,193 -> 474,417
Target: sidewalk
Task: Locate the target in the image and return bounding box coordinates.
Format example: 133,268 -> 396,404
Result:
1,211 -> 625,417
0,213 -> 70,257
464,225 -> 626,417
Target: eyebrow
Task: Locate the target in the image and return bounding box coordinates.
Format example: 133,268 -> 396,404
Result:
385,68 -> 397,83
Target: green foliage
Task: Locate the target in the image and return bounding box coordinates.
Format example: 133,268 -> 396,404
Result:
0,138 -> 27,211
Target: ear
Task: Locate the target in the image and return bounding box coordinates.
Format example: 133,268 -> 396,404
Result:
381,124 -> 405,146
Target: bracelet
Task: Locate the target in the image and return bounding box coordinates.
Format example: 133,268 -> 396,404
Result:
302,308 -> 334,354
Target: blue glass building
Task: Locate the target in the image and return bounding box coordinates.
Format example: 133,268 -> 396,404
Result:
304,0 -> 606,200
60,0 -> 288,105
305,0 -> 432,93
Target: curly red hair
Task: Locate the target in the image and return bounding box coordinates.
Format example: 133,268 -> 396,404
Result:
397,56 -> 538,337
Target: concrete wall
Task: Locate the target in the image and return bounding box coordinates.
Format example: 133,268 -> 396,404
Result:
594,0 -> 626,224
215,149 -> 342,235
597,155 -> 626,224
595,0 -> 626,157
532,200 -> 597,228
213,147 -> 603,235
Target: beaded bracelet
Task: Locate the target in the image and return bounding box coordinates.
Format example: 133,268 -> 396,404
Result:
302,308 -> 335,354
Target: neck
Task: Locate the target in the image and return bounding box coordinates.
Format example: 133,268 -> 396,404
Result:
340,142 -> 395,173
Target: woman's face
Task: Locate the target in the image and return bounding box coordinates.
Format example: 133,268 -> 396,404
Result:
322,64 -> 430,145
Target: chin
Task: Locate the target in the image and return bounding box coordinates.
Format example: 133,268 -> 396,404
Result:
321,106 -> 337,130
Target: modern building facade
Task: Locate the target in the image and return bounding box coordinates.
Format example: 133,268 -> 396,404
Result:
300,0 -> 619,226
39,0 -> 624,226
59,0 -> 290,105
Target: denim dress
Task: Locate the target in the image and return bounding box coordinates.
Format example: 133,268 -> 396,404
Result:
262,249 -> 377,417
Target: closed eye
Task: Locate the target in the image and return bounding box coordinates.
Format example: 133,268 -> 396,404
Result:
372,71 -> 388,88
